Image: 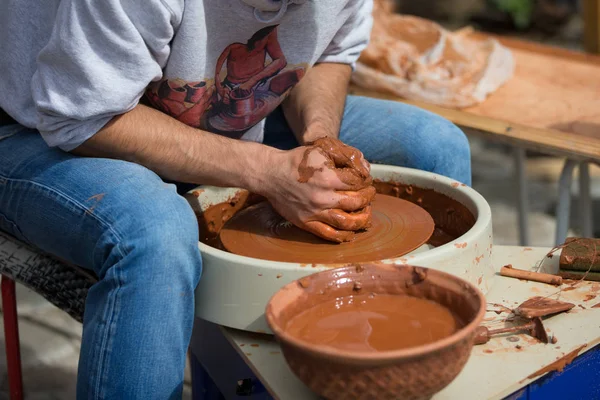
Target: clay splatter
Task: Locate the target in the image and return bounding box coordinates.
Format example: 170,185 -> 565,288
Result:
527,345 -> 587,379
85,193 -> 106,214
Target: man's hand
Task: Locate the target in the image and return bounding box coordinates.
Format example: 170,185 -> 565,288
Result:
259,138 -> 375,243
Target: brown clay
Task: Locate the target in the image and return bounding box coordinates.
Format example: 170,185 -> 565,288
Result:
197,181 -> 473,256
285,294 -> 460,352
559,237 -> 600,272
300,137 -> 372,190
196,190 -> 265,249
514,297 -> 575,319
373,180 -> 475,246
265,264 -> 486,400
219,194 -> 435,264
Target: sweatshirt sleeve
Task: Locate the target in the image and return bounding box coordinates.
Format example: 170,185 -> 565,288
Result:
31,0 -> 183,151
317,0 -> 374,68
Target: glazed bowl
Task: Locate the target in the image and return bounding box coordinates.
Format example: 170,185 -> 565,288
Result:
265,264 -> 486,400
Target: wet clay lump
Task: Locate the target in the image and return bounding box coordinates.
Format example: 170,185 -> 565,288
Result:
297,137 -> 375,243
219,194 -> 434,264
285,293 -> 461,352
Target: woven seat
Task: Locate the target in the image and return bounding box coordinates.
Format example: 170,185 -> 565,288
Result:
0,230 -> 96,322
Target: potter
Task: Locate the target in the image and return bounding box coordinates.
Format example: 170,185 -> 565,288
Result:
0,0 -> 472,394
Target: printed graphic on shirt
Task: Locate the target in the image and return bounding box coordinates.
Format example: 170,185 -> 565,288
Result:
145,25 -> 307,138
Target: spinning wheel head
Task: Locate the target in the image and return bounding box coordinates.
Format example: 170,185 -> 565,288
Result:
219,194 -> 435,264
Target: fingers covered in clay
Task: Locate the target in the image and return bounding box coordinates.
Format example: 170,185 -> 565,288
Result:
303,220 -> 356,243
311,137 -> 370,179
336,186 -> 377,211
314,206 -> 372,231
303,138 -> 373,190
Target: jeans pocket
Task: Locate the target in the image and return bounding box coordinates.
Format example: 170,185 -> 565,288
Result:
0,212 -> 32,246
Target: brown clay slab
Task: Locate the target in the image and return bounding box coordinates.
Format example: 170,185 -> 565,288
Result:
220,194 -> 435,264
515,296 -> 575,319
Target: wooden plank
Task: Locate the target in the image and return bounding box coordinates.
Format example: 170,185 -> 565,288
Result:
349,85 -> 600,161
583,0 -> 600,54
350,35 -> 600,160
465,45 -> 600,140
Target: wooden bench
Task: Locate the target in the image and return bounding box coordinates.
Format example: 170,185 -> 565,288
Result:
350,34 -> 600,245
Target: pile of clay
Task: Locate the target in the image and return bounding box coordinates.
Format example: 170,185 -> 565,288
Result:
351,0 -> 515,108
286,293 -> 462,352
196,180 -> 475,264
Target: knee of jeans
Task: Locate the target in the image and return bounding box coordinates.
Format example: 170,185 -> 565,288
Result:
99,187 -> 202,287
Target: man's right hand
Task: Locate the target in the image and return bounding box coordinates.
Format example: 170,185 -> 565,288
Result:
258,139 -> 376,243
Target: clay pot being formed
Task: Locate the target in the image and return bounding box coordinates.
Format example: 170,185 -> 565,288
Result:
265,264 -> 486,400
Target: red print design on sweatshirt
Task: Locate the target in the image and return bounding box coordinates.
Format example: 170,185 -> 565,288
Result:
145,25 -> 306,138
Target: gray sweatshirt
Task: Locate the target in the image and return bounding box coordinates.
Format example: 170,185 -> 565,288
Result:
0,0 -> 373,151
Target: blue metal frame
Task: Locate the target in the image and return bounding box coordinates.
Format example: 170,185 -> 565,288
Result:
506,344 -> 600,400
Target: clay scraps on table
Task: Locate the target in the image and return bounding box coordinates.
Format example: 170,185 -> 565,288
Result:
514,296 -> 575,319
351,0 -> 515,108
526,345 -> 587,379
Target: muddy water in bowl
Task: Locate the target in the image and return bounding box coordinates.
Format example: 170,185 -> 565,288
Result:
286,293 -> 461,352
266,264 -> 486,400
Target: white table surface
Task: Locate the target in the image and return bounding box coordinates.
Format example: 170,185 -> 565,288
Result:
220,245 -> 600,400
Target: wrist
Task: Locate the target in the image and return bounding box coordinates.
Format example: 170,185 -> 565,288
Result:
240,144 -> 285,197
301,122 -> 339,144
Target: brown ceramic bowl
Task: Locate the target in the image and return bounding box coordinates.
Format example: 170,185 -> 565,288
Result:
265,264 -> 486,400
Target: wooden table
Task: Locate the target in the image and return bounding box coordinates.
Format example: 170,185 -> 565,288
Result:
349,35 -> 600,246
189,246 -> 600,400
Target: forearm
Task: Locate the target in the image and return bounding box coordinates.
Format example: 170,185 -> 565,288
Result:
71,104 -> 277,192
281,63 -> 352,144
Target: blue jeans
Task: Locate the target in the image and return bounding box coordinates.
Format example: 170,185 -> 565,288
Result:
0,96 -> 470,399
265,96 -> 471,185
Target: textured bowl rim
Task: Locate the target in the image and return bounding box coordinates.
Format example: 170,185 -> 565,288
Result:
264,264 -> 487,363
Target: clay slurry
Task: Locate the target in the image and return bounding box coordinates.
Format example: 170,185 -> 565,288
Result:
219,194 -> 435,264
285,294 -> 461,352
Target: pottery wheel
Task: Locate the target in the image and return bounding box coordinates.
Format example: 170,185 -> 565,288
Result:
219,194 -> 435,264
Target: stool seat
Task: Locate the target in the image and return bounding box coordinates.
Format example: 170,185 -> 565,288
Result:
0,231 -> 96,322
